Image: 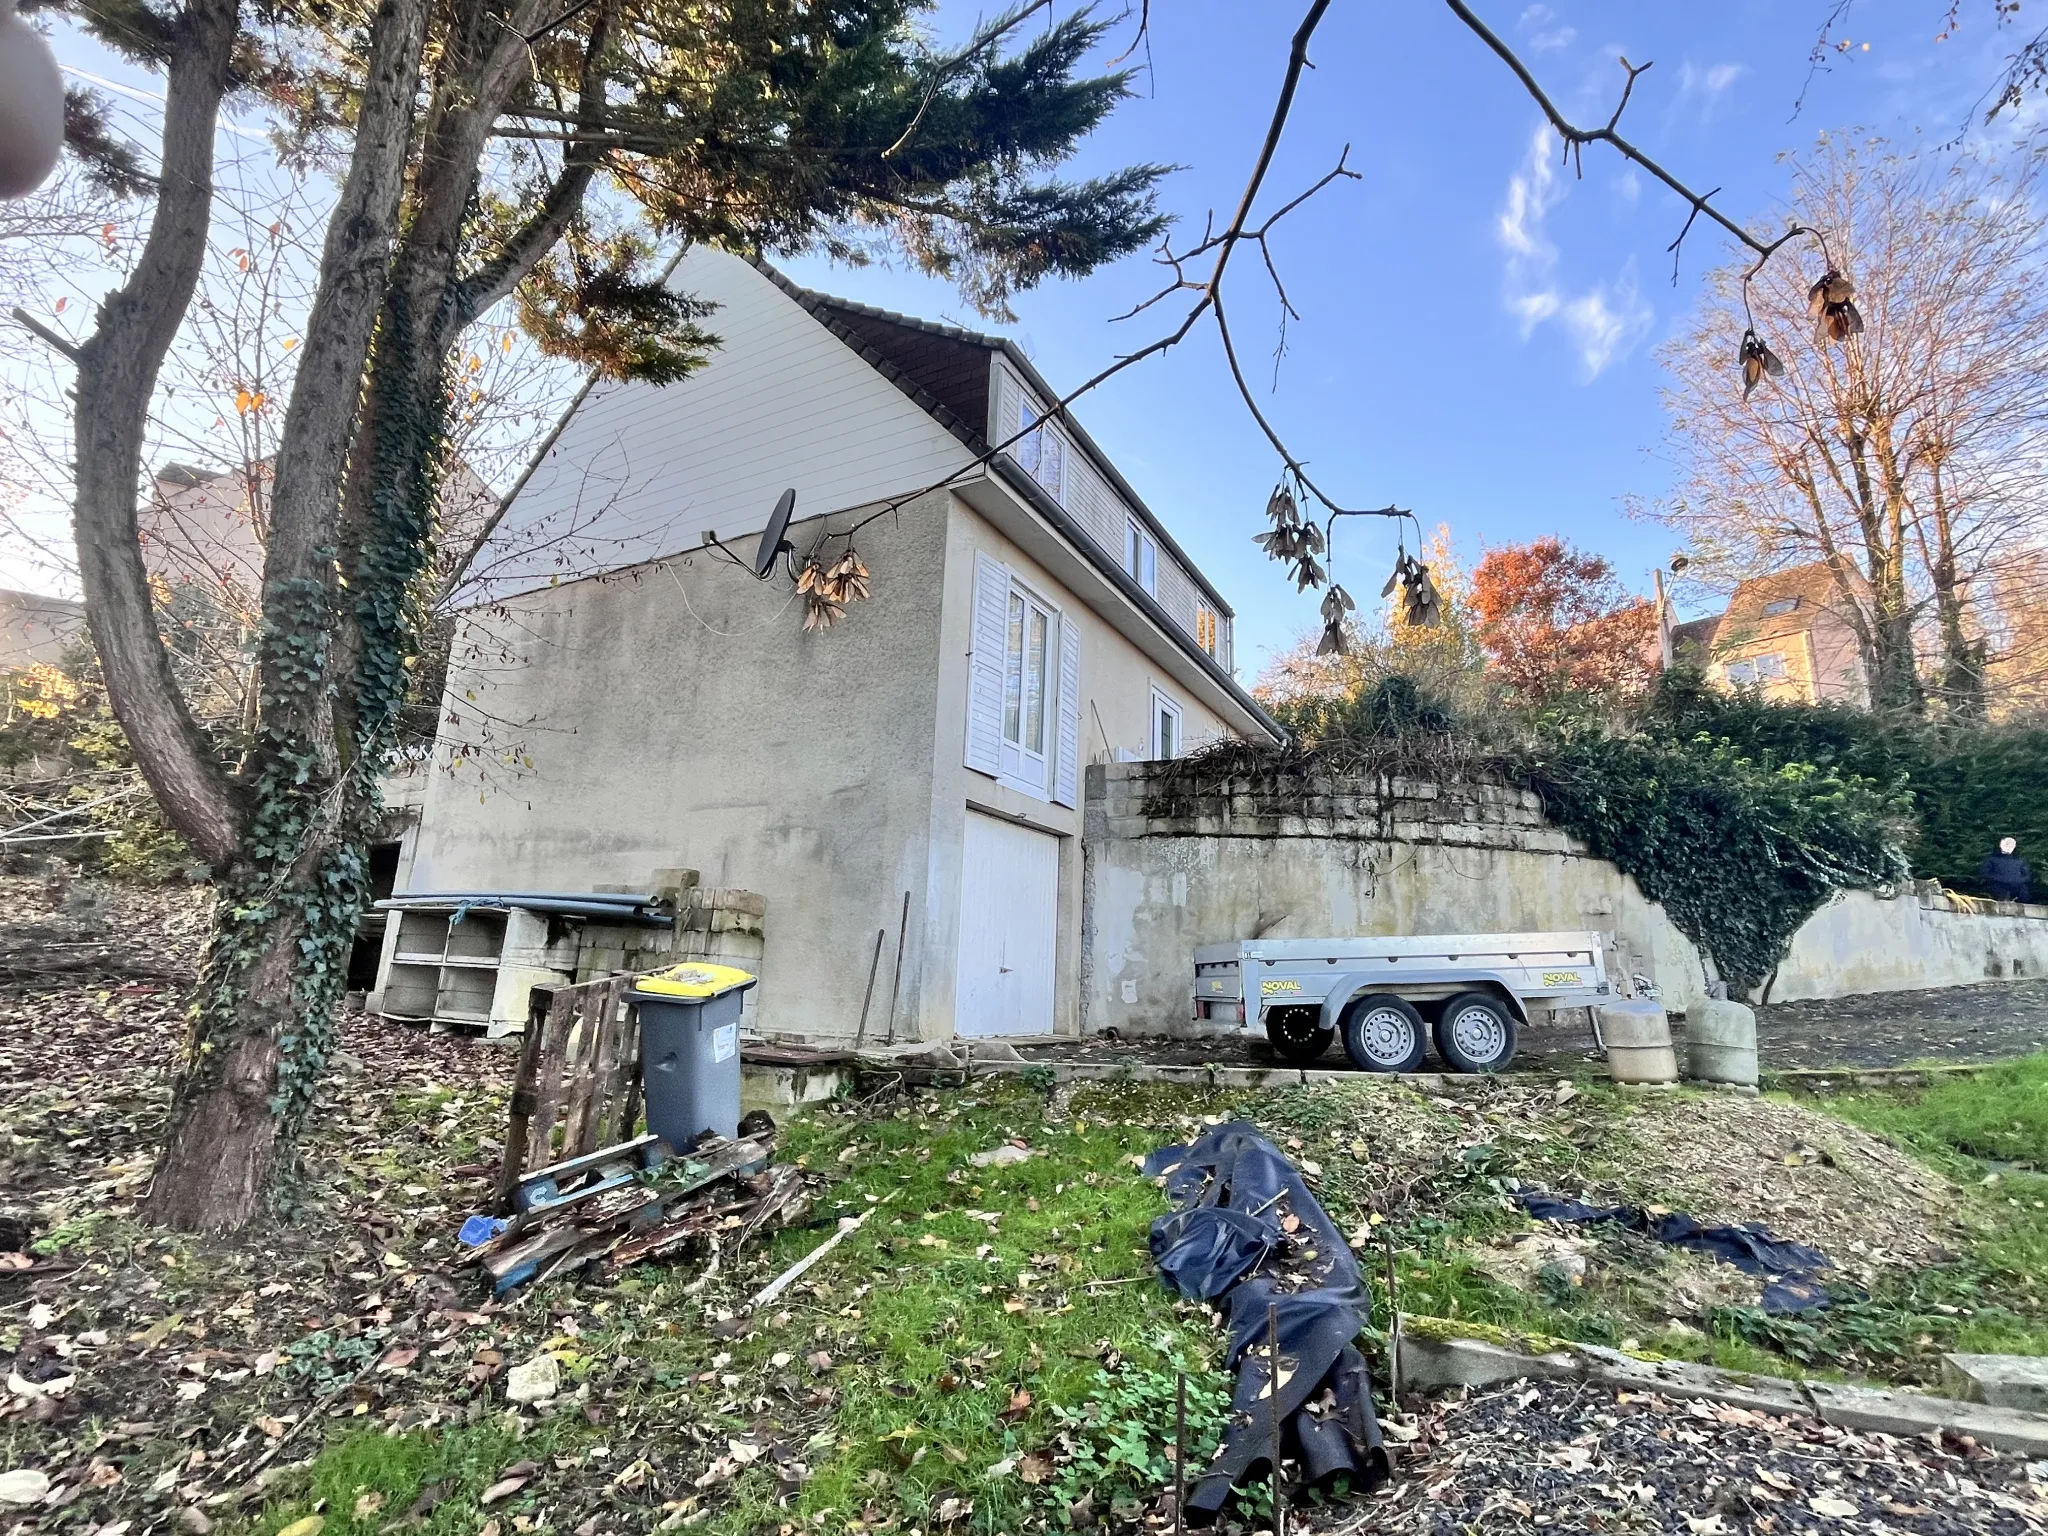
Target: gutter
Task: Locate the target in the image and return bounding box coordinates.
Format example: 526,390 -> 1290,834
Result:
988,454 -> 1287,747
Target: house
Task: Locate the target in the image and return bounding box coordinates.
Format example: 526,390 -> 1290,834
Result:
384,247 -> 1282,1045
0,589 -> 85,673
1667,562 -> 1869,706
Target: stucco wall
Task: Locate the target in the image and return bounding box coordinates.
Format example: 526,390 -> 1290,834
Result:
409,494 -> 953,1042
919,502 -> 1241,1043
1080,762 -> 1713,1037
1767,886 -> 2048,1001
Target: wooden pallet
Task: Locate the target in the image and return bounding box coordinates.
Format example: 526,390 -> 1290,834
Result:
495,974 -> 645,1213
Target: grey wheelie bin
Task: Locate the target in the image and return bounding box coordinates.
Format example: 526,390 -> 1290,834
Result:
627,962 -> 757,1146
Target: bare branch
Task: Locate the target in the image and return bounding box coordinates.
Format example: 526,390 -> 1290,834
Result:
1441,0 -> 1819,287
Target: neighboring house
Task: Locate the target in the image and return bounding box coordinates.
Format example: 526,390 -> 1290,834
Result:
145,459 -> 496,607
391,246 -> 1281,1046
1667,562 -> 1870,707
0,589 -> 85,672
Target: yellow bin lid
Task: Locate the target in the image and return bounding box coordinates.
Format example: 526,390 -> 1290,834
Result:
633,961 -> 757,999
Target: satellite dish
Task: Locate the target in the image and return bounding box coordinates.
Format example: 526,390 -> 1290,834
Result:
755,488 -> 797,577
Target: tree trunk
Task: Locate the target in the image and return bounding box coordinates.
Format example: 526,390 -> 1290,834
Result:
147,886 -> 325,1229
1923,461 -> 1987,722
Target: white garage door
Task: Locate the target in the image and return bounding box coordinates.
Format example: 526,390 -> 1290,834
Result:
955,812 -> 1060,1037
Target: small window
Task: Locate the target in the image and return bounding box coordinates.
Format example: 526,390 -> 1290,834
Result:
1762,597 -> 1800,617
1753,652 -> 1786,680
1126,520 -> 1157,594
1724,659 -> 1756,686
1150,686 -> 1183,760
1017,396 -> 1064,501
1195,604 -> 1219,657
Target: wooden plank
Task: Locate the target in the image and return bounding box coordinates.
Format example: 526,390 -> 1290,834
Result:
589,979 -> 628,1148
496,986 -> 557,1213
524,986 -> 579,1172
559,985 -> 607,1160
617,990 -> 646,1143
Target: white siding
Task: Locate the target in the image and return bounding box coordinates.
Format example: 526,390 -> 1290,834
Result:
992,360 -> 1214,654
462,248 -> 976,602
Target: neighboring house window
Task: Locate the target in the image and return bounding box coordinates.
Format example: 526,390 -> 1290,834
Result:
1151,686 -> 1183,760
1195,604 -> 1219,657
1725,653 -> 1785,686
1762,597 -> 1800,617
1126,519 -> 1157,594
1017,397 -> 1064,502
967,551 -> 1082,807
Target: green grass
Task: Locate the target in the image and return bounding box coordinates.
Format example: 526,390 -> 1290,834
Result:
257,1063 -> 2048,1536
255,1418 -> 538,1536
1801,1054 -> 2048,1365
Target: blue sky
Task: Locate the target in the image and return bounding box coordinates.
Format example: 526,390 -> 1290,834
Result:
777,1 -> 2034,678
15,3 -> 2033,681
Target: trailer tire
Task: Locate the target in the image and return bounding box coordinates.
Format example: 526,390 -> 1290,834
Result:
1340,994 -> 1427,1074
1264,1006 -> 1335,1063
1434,991 -> 1518,1073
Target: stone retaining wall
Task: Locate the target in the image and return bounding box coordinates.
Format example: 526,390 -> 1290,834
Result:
1081,760 -> 1712,1037
1080,760 -> 2048,1037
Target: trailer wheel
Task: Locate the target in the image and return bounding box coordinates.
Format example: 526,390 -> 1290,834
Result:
1340,994 -> 1427,1074
1434,991 -> 1519,1073
1264,1006 -> 1334,1063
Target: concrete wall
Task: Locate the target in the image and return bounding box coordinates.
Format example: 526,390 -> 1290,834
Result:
1082,762 -> 2048,1033
1081,762 -> 1713,1037
409,493 -> 954,1042
1768,886 -> 2048,1001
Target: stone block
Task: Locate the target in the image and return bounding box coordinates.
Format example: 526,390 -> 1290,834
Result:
1398,1335 -> 1579,1392
1276,816 -> 1310,838
1940,1353 -> 2048,1413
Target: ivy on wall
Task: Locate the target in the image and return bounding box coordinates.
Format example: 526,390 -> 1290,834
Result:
1516,724 -> 1910,995
1157,669 -> 1916,997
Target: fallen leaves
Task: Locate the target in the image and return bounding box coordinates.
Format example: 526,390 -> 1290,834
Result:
480,1460 -> 540,1506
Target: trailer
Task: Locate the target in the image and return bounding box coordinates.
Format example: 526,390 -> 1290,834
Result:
1191,931 -> 1612,1074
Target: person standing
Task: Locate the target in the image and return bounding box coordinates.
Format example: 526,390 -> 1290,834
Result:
1981,837 -> 2034,903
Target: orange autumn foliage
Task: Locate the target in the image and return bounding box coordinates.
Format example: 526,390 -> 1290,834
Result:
1469,537 -> 1657,699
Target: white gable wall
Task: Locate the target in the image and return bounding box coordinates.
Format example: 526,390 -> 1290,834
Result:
465,247 -> 976,602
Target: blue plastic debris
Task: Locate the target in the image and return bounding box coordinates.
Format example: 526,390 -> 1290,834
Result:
458,1213 -> 507,1248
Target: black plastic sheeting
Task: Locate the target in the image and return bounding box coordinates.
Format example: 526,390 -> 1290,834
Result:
1143,1122 -> 1390,1523
1515,1191 -> 1835,1314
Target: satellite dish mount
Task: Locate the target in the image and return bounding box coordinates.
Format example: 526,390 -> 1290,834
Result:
754,488 -> 797,578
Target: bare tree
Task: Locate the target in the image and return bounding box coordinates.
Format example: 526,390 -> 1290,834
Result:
1660,135 -> 2048,717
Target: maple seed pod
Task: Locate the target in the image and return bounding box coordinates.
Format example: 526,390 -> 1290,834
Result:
1265,482 -> 1298,528
1738,329 -> 1784,397
1806,269 -> 1864,346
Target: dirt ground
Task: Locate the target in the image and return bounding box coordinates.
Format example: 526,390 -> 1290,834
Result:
1023,977 -> 2048,1076
1378,1378 -> 2048,1534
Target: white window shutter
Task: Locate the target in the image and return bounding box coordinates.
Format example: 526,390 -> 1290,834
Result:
966,551 -> 1008,777
1054,615 -> 1082,807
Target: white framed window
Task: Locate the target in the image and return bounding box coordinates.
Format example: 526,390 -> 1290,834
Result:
1017,396 -> 1065,502
967,551 -> 1082,807
1126,519 -> 1157,594
1150,686 -> 1183,760
1195,604 -> 1219,657
1725,653 -> 1785,687
1003,584 -> 1057,781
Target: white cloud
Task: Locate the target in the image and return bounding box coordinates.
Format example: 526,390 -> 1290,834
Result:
1494,123 -> 1653,380
1676,61 -> 1747,119
1515,4 -> 1574,52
